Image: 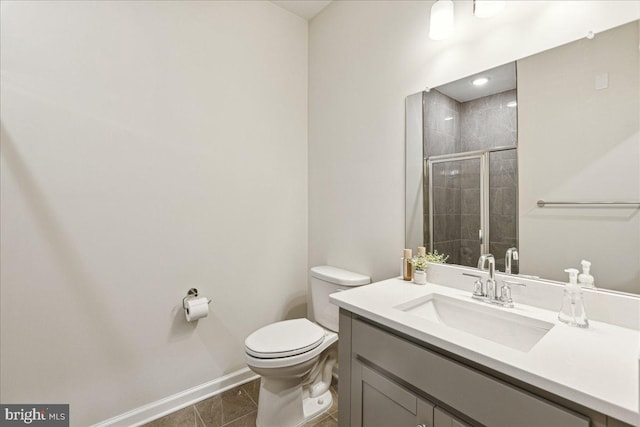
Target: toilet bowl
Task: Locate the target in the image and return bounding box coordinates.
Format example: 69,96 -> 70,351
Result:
244,266 -> 370,427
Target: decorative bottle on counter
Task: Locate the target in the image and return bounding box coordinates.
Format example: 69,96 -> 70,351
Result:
402,249 -> 413,281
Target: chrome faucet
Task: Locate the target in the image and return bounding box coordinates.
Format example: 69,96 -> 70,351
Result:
471,253 -> 525,307
505,247 -> 519,274
476,253 -> 497,301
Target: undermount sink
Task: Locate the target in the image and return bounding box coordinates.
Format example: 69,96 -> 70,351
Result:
394,293 -> 554,352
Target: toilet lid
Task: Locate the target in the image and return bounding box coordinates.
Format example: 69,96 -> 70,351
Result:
245,318 -> 326,359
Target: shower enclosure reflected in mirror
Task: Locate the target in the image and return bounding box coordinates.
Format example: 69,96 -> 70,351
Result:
406,19 -> 640,294
423,62 -> 517,272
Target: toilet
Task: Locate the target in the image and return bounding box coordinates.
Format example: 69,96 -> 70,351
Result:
244,266 -> 370,427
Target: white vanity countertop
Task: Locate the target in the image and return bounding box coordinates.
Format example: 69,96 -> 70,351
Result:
330,278 -> 639,425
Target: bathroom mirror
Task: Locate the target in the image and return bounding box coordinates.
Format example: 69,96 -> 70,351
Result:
406,20 -> 640,294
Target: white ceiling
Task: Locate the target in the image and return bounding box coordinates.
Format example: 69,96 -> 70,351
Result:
271,0 -> 332,20
435,62 -> 517,102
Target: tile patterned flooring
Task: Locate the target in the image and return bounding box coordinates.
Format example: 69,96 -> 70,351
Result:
142,378 -> 338,427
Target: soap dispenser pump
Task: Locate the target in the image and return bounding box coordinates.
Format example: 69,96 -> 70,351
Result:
578,260 -> 595,288
558,268 -> 589,328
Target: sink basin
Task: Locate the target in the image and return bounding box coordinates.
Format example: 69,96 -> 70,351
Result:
394,294 -> 554,352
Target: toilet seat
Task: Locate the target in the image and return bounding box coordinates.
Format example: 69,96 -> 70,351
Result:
245,326 -> 338,370
245,318 -> 325,359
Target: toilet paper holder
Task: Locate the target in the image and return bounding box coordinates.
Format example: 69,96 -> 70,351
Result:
182,288 -> 212,309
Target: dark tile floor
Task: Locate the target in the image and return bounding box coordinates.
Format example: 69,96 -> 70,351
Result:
142,378 -> 338,427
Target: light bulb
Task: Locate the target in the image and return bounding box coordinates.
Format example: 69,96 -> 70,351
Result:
429,0 -> 454,41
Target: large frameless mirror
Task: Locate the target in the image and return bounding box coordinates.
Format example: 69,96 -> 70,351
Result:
406,20 -> 639,294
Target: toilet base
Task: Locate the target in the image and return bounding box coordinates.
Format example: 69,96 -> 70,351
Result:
302,388 -> 332,423
247,328 -> 338,427
256,379 -> 332,427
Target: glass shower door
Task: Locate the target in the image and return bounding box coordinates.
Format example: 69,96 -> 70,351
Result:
488,149 -> 518,272
428,156 -> 484,267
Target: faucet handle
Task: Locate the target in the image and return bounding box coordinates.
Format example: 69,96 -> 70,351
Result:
463,273 -> 485,298
500,283 -> 514,308
473,279 -> 484,297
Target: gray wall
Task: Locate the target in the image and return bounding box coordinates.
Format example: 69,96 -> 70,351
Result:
0,2 -> 308,425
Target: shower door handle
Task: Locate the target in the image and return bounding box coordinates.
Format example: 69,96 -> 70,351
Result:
479,229 -> 483,244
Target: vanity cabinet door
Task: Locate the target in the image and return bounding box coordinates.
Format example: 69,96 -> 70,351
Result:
352,360 -> 434,427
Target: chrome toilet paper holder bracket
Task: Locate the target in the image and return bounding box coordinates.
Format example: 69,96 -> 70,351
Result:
183,288 -> 212,309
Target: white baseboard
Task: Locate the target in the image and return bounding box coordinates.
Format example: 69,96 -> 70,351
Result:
92,367 -> 259,427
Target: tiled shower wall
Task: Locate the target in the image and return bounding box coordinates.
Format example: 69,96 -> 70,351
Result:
489,149 -> 518,272
424,89 -> 517,270
460,90 -> 518,151
424,90 -> 461,157
459,159 -> 482,268
431,160 -> 462,265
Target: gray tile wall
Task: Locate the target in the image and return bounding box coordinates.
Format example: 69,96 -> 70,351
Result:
489,149 -> 518,272
460,89 -> 517,152
424,90 -> 461,156
431,161 -> 462,265
459,159 -> 481,268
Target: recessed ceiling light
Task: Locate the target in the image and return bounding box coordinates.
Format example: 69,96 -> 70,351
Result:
472,77 -> 489,86
506,101 -> 517,108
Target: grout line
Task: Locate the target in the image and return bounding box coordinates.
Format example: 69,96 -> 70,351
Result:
194,404 -> 206,427
220,388 -> 254,426
192,406 -> 198,427
219,392 -> 227,426
242,380 -> 259,406
220,410 -> 257,427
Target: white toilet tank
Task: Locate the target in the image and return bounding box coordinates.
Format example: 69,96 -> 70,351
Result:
310,266 -> 370,332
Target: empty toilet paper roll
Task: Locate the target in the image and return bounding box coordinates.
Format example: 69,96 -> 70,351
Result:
184,297 -> 209,322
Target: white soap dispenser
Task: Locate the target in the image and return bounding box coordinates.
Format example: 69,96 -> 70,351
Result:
558,268 -> 589,328
578,260 -> 595,288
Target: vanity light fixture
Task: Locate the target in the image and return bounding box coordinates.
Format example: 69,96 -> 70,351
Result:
473,0 -> 505,18
472,77 -> 489,86
429,0 -> 454,41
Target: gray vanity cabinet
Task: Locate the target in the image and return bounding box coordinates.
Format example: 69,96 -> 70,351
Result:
338,309 -> 607,427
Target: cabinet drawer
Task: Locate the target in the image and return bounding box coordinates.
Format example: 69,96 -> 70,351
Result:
352,319 -> 589,427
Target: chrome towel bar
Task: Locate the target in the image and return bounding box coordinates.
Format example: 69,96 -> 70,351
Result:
537,200 -> 640,208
